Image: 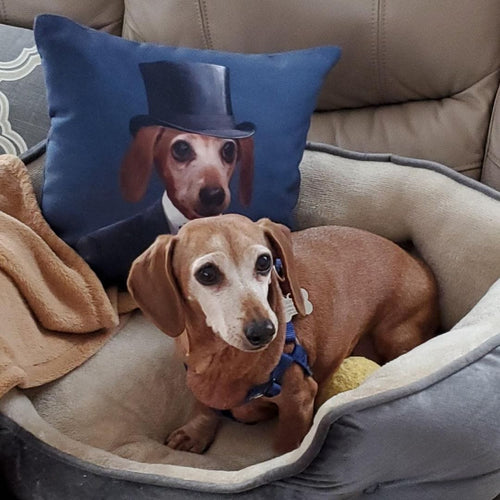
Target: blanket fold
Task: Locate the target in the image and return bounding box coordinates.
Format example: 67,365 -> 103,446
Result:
0,154 -> 132,397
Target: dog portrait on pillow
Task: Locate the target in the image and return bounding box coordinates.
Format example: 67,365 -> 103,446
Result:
75,61 -> 255,287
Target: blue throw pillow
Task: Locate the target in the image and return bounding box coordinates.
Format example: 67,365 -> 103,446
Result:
34,15 -> 340,285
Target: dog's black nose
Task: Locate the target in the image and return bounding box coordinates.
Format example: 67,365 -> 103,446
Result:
199,186 -> 226,209
244,319 -> 276,347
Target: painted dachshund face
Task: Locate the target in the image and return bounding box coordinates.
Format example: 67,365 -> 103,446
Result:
120,127 -> 254,219
155,131 -> 238,218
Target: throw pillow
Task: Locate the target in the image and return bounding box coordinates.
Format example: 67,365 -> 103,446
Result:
34,14 -> 341,286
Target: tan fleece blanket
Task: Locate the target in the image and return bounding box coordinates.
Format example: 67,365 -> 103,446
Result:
0,154 -> 133,398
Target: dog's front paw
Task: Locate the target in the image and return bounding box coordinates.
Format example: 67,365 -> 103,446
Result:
166,426 -> 213,454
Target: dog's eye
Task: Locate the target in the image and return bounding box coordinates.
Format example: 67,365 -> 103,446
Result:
221,141 -> 236,163
255,254 -> 272,275
172,140 -> 193,162
195,263 -> 222,286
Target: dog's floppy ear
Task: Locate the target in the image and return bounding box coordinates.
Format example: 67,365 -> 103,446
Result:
127,234 -> 185,337
268,264 -> 287,322
257,218 -> 306,317
237,137 -> 254,206
120,126 -> 163,203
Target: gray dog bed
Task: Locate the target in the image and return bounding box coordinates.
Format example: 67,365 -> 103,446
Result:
1,144 -> 499,499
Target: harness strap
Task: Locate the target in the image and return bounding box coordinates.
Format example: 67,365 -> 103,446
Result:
244,322 -> 312,402
217,259 -> 312,414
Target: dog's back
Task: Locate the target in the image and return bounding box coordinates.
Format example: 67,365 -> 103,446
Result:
290,225 -> 440,383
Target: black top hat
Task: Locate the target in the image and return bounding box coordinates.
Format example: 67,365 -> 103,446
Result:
130,61 -> 255,139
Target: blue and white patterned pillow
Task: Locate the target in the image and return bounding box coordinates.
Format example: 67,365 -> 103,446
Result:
0,23 -> 49,156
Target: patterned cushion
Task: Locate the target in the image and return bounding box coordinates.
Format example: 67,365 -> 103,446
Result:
0,23 -> 49,156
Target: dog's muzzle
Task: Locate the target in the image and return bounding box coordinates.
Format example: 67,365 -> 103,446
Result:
244,318 -> 276,347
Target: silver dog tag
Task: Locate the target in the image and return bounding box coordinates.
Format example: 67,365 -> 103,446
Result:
283,288 -> 313,323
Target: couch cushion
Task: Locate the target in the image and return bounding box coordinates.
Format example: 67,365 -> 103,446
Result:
123,0 -> 500,108
307,71 -> 500,181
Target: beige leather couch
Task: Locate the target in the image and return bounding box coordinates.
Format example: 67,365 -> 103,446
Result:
2,0 -> 500,189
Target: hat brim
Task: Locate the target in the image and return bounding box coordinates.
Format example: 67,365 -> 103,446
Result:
130,115 -> 255,139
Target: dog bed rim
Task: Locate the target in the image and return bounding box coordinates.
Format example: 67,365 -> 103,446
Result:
1,331 -> 498,495
305,142 -> 500,202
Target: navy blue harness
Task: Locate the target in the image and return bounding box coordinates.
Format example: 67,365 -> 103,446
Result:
244,321 -> 312,402
243,258 -> 312,403
189,319 -> 313,418
218,321 -> 312,420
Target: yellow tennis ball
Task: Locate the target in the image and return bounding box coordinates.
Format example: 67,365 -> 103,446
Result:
316,356 -> 380,408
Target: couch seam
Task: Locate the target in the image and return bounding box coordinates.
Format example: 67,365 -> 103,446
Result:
371,0 -> 381,102
457,163 -> 481,173
487,151 -> 500,168
456,161 -> 481,169
121,13 -> 144,42
196,0 -> 213,50
379,0 -> 388,101
92,19 -> 122,34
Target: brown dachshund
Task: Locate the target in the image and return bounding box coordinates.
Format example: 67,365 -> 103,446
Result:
127,214 -> 440,454
120,126 -> 254,220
